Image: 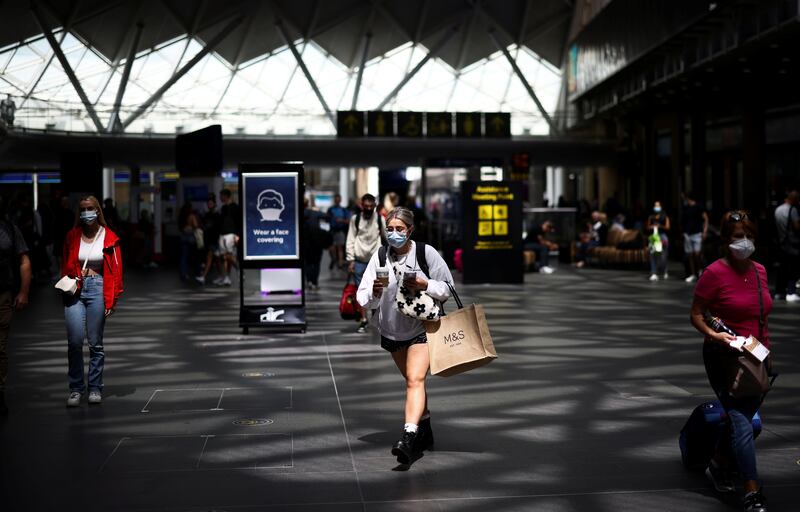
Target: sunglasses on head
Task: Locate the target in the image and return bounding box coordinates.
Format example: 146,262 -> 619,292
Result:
727,211 -> 748,222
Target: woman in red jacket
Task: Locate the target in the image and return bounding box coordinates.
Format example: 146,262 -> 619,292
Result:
61,196 -> 123,407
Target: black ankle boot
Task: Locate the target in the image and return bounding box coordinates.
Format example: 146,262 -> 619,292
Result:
391,430 -> 418,464
417,417 -> 434,451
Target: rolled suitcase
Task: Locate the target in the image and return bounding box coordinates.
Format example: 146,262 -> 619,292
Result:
678,400 -> 762,471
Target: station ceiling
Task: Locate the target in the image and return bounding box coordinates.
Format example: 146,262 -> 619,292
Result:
1,0 -> 572,71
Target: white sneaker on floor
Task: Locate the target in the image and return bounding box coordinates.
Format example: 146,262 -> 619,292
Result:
786,293 -> 800,303
195,276 -> 206,285
538,266 -> 555,274
649,274 -> 659,281
685,275 -> 697,283
662,272 -> 669,280
88,391 -> 102,404
222,276 -> 232,286
66,392 -> 81,407
212,276 -> 225,286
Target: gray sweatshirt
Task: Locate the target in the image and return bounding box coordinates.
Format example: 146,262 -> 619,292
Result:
345,213 -> 386,263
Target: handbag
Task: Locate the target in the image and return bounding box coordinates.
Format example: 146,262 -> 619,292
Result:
391,259 -> 441,321
194,228 -> 205,250
717,266 -> 772,398
54,228 -> 103,295
425,284 -> 497,377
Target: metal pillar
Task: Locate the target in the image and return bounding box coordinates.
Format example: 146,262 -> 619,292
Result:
487,30 -> 558,135
276,20 -> 336,128
351,32 -> 372,110
30,2 -> 105,132
376,26 -> 459,110
102,168 -> 114,202
122,16 -> 243,129
108,22 -> 144,133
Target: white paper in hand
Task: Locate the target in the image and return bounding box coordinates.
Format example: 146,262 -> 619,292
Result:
729,337 -> 746,351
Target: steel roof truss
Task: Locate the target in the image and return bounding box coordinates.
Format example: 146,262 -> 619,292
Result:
276,20 -> 336,128
121,15 -> 244,129
30,1 -> 104,132
108,22 -> 144,132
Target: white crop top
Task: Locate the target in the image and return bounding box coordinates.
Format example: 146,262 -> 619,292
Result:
78,230 -> 105,273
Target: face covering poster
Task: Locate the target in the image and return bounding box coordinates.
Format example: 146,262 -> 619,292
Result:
242,172 -> 300,260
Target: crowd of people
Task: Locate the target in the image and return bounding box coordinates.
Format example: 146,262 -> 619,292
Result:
568,188 -> 800,301
0,184 -> 792,509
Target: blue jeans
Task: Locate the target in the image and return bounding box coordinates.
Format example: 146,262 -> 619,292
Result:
524,242 -> 550,270
704,343 -> 761,482
179,232 -> 196,279
353,261 -> 368,287
649,234 -> 669,275
64,275 -> 106,393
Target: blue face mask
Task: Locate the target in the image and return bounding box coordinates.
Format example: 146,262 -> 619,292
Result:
386,230 -> 408,248
653,207 -> 662,213
80,210 -> 98,224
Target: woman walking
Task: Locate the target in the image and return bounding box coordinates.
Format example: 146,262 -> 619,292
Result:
61,196 -> 123,407
356,207 -> 453,464
646,200 -> 671,280
690,211 -> 771,512
178,202 -> 200,282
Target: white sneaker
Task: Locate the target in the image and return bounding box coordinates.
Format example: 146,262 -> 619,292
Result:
212,276 -> 225,286
662,272 -> 669,280
538,266 -> 555,274
649,274 -> 659,281
195,276 -> 205,285
786,293 -> 800,303
66,392 -> 81,407
685,275 -> 697,283
222,276 -> 232,286
88,391 -> 102,404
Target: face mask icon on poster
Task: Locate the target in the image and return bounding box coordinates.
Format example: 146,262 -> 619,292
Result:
257,189 -> 285,222
729,237 -> 755,260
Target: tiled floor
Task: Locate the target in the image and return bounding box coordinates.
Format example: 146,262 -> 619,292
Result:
1,261 -> 798,511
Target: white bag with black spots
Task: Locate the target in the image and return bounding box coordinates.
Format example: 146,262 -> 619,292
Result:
391,260 -> 440,321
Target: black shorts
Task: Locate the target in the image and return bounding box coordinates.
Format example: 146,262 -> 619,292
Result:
380,332 -> 427,353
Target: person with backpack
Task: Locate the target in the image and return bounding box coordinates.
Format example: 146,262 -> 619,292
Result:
356,207 -> 453,465
689,211 -> 772,512
345,194 -> 386,333
0,204 -> 31,416
773,187 -> 799,302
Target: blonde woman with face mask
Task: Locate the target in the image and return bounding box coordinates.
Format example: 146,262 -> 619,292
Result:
60,196 -> 123,407
356,207 -> 454,465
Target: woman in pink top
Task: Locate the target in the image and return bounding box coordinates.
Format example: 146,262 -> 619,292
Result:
690,211 -> 772,512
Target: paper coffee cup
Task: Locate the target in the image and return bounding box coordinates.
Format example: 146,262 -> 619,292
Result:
376,268 -> 389,287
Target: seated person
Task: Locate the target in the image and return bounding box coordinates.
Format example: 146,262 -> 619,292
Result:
575,211 -> 607,268
524,220 -> 558,274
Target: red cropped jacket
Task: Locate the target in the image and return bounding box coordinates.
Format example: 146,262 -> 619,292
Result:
61,226 -> 124,310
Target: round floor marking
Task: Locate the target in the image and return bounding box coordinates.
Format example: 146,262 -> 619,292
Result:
233,418 -> 273,427
241,371 -> 275,378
